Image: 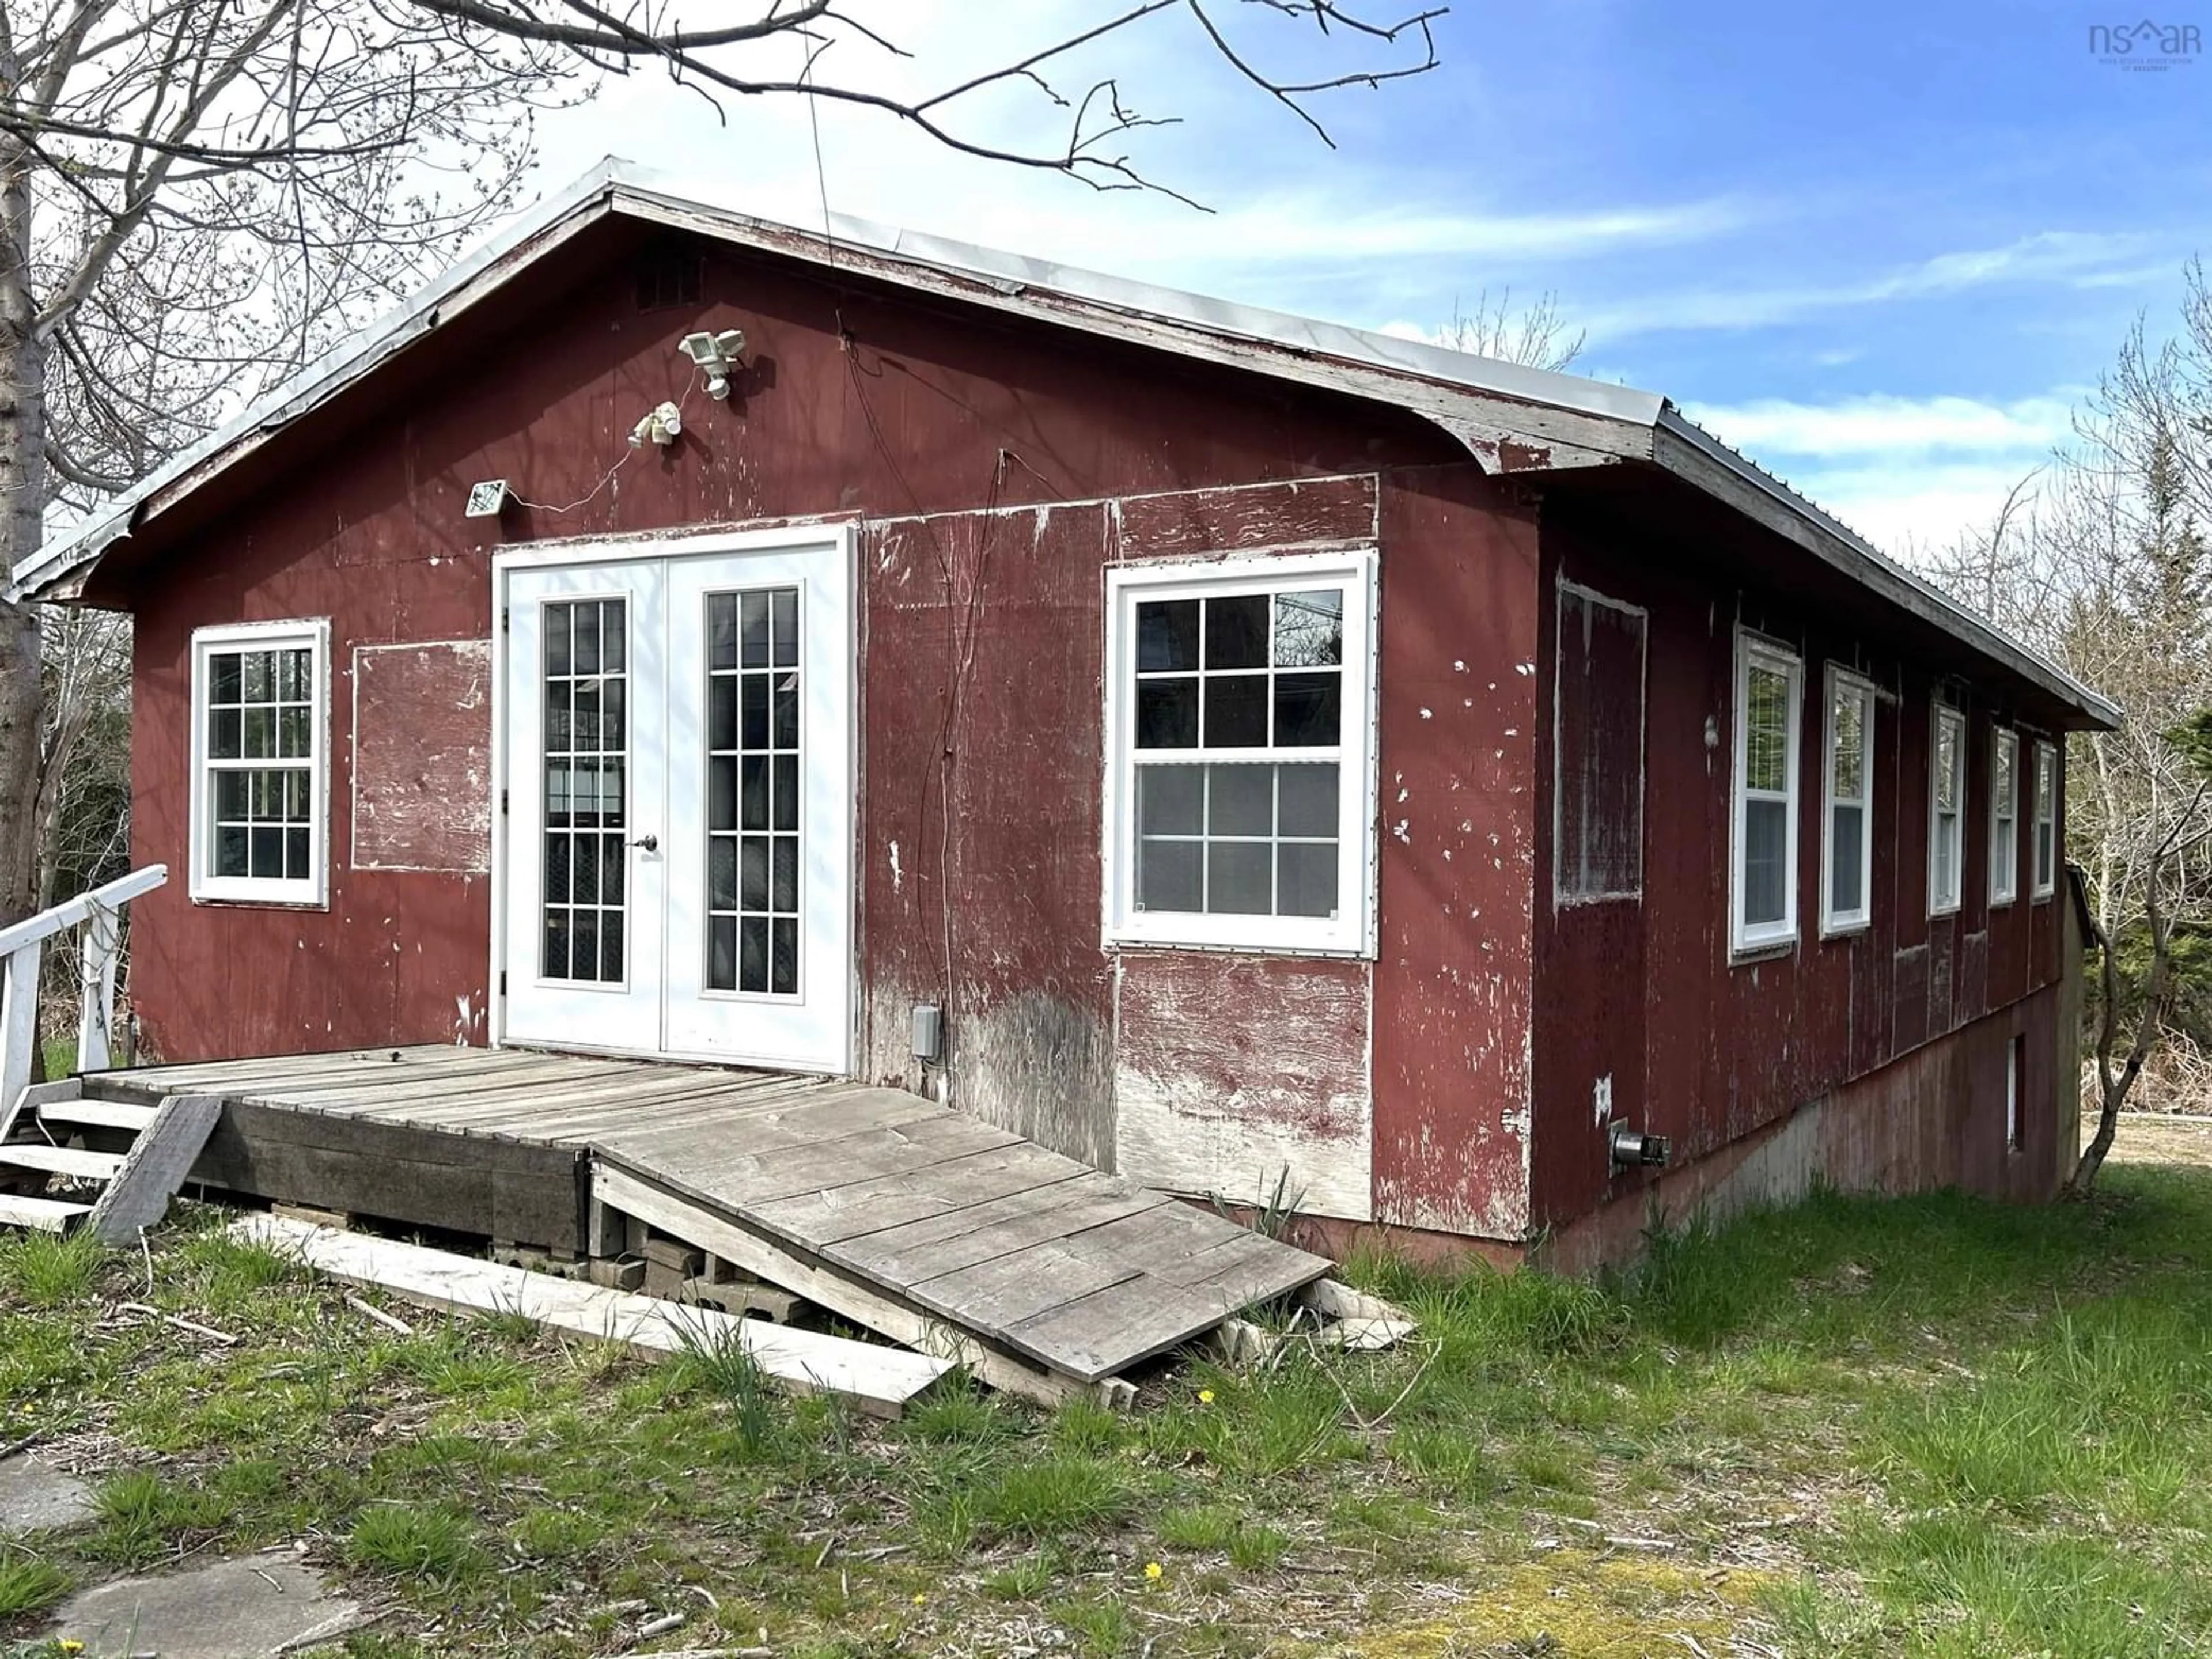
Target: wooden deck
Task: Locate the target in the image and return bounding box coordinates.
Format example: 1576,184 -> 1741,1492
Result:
88,1047 -> 1330,1395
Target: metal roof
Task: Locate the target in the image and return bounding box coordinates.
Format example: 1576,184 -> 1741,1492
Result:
15,157 -> 2117,728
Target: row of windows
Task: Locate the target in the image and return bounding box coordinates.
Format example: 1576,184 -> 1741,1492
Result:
1730,631 -> 2057,958
179,552 -> 1383,961
181,588 -> 2055,986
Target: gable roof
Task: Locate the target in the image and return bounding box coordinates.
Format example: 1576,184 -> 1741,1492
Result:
16,157 -> 2117,729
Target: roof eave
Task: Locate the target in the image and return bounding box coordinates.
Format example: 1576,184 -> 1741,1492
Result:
13,162 -> 632,605
1651,409 -> 2120,731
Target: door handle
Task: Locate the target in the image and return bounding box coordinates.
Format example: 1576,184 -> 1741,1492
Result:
629,833 -> 660,853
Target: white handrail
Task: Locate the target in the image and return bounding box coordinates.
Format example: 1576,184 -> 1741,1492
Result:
0,864 -> 167,959
0,863 -> 168,1134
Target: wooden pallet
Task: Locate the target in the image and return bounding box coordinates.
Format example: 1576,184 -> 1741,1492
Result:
0,1080 -> 219,1241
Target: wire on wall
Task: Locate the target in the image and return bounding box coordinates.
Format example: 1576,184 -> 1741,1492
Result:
510,381 -> 700,517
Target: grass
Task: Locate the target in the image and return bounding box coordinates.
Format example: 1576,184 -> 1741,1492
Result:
3,1172 -> 2212,1654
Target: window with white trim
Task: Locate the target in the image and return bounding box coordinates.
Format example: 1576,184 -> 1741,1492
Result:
2032,741 -> 2058,900
1104,551 -> 1376,955
1929,699 -> 1966,916
1990,726 -> 2020,906
1821,668 -> 1876,935
188,620 -> 329,906
1732,632 -> 1802,955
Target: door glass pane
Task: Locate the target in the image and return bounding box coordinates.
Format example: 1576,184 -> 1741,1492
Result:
540,596 -> 627,983
707,587 -> 802,994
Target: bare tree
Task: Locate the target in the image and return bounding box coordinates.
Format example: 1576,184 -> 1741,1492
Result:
410,1 -> 1445,205
0,0 -> 1449,935
1433,285 -> 1584,372
1919,260 -> 2212,1181
0,0 -> 572,931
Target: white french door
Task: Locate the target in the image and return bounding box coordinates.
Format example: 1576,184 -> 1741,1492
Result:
497,530 -> 854,1074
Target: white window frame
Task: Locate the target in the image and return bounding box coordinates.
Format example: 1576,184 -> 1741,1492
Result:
1820,666 -> 1877,938
187,618 -> 332,908
1989,726 -> 2020,907
1928,698 -> 1967,918
1102,548 -> 1378,956
2031,740 -> 2058,901
1730,630 -> 1803,958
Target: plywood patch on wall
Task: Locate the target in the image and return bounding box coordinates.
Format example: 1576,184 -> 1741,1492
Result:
1113,952 -> 1372,1222
1113,474 -> 1377,562
352,639 -> 494,873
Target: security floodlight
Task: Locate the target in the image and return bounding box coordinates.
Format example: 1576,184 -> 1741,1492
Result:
677,328 -> 747,399
464,479 -> 510,518
629,400 -> 684,449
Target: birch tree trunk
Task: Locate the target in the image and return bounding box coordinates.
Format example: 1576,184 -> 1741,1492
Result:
0,115 -> 48,930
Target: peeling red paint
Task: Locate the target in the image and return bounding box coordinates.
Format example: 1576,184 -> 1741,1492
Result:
1531,486 -> 2071,1238
1369,465 -> 1540,1240
351,641 -> 493,874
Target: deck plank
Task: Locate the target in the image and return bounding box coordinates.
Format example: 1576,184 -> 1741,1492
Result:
905,1238 -> 1143,1334
250,1056 -> 634,1106
751,1145 -> 1094,1247
828,1173 -> 1174,1285
94,1044 -> 1335,1387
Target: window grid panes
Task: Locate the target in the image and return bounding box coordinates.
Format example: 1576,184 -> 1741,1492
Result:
204,645 -> 316,882
1735,642 -> 1800,949
1991,729 -> 2019,903
1824,673 -> 1874,931
706,587 -> 801,995
540,598 -> 628,984
2032,743 -> 2058,897
1930,703 -> 1965,915
1131,586 -> 1345,922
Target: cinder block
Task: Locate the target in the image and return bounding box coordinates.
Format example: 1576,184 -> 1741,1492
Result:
673,1276 -> 802,1322
642,1235 -> 705,1275
587,1256 -> 646,1293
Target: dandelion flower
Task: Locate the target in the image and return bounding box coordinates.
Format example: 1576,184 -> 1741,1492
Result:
1196,1388 -> 1215,1405
1144,1561 -> 1164,1582
59,1643 -> 85,1656
912,1593 -> 928,1607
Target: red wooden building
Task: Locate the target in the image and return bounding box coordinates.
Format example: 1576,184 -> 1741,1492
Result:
21,163 -> 2117,1268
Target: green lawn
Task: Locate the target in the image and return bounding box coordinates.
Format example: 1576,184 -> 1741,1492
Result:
5,1166 -> 2212,1657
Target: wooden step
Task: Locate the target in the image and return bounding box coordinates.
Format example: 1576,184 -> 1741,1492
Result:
0,1192 -> 94,1233
36,1098 -> 160,1133
0,1143 -> 127,1180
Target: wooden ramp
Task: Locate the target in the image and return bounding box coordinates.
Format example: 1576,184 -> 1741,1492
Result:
84,1046 -> 1332,1402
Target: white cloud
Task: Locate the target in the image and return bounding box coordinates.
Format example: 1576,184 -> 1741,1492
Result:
1680,392 -> 2081,554
1581,230 -> 2158,340
1681,392 -> 2078,459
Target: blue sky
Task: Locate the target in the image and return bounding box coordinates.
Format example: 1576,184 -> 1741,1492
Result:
528,0 -> 2208,555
